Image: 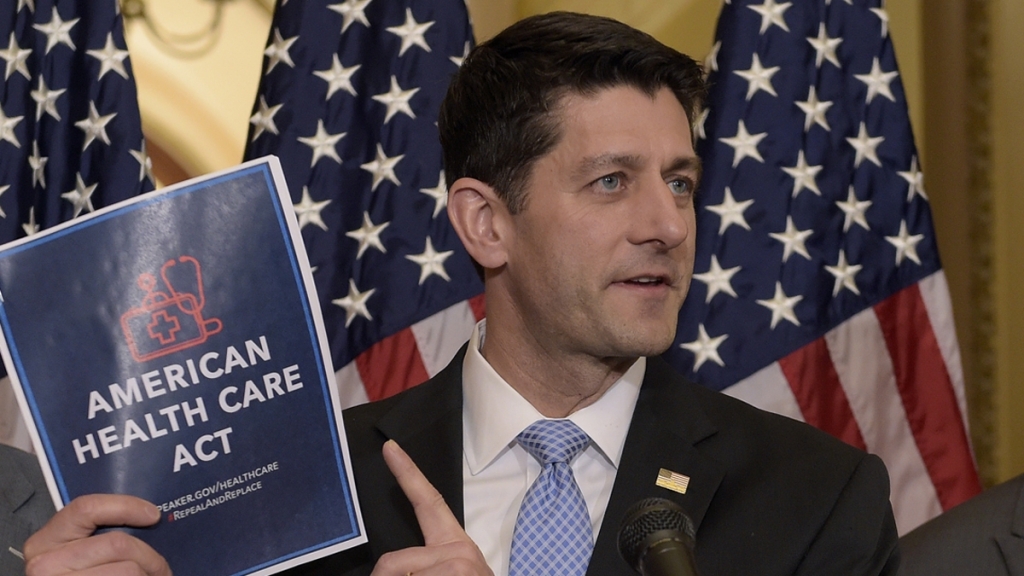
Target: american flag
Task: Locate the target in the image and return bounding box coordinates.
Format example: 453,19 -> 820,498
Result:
243,0 -> 483,407
0,0 -> 151,449
665,0 -> 981,534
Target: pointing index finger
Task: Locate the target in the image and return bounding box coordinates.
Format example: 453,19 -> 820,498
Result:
382,439 -> 467,546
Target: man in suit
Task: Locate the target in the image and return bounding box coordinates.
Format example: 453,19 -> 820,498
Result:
22,12 -> 899,575
898,473 -> 1024,575
0,443 -> 55,574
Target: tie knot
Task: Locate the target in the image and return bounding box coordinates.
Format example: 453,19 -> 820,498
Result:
517,419 -> 590,465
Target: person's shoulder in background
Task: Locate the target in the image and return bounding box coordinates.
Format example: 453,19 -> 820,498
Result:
899,472 -> 1024,576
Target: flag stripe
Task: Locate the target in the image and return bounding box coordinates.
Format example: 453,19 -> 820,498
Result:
778,339 -> 867,450
874,283 -> 982,509
335,362 -> 370,408
825,305 -> 940,533
355,327 -> 430,402
410,298 -> 479,377
723,362 -> 804,422
917,272 -> 970,430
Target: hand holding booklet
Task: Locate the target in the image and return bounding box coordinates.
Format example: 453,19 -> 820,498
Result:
0,157 -> 366,575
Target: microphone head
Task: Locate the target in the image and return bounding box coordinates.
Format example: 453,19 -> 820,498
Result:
617,497 -> 696,570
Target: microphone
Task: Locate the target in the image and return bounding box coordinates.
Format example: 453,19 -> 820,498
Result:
617,497 -> 699,576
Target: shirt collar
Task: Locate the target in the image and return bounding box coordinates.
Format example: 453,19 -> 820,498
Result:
462,320 -> 644,475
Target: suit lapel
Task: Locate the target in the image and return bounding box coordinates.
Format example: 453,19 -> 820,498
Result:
374,347 -> 466,526
997,478 -> 1024,576
587,358 -> 725,576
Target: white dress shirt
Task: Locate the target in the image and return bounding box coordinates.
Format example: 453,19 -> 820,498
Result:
462,320 -> 644,574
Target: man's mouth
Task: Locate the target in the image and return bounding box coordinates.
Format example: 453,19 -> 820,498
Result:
622,275 -> 670,287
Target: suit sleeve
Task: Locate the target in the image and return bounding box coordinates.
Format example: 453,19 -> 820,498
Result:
795,453 -> 900,575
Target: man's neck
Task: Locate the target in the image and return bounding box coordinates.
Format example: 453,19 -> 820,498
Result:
480,327 -> 637,418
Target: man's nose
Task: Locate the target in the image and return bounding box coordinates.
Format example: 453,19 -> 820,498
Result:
628,179 -> 690,249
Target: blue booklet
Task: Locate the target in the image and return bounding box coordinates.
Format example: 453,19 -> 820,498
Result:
0,157 -> 366,575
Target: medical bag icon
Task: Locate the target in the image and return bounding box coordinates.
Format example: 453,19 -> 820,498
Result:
120,256 -> 223,363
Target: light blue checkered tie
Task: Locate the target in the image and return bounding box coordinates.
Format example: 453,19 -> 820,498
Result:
508,419 -> 594,576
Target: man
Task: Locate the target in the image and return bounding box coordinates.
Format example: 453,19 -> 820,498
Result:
23,12 -> 899,575
0,443 -> 55,574
898,473 -> 1024,575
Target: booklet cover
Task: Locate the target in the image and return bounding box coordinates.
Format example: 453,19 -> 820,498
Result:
0,157 -> 366,575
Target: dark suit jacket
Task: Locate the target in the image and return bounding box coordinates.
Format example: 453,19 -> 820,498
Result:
899,473 -> 1024,576
287,350 -> 899,575
0,443 -> 56,575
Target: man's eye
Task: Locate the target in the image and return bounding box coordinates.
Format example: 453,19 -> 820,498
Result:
669,179 -> 690,195
598,175 -> 620,191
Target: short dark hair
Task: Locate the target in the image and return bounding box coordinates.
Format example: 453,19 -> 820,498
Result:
438,11 -> 706,213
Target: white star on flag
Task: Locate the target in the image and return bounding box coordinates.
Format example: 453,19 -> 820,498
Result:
825,250 -> 863,296
293,187 -> 332,231
22,207 -> 38,236
86,33 -> 130,80
871,7 -> 890,38
846,122 -> 885,168
450,41 -> 470,67
315,55 -> 360,99
795,86 -> 832,132
360,144 -> 403,191
898,156 -> 927,201
706,187 -> 754,234
264,29 -> 298,75
781,150 -> 822,197
75,102 -> 116,151
250,96 -> 283,141
734,53 -> 780,100
372,76 -> 419,123
0,33 -> 32,80
328,0 -> 372,34
693,108 -> 709,142
680,324 -> 727,371
419,171 -> 447,218
854,57 -> 899,104
720,119 -> 767,167
748,0 -> 791,34
297,119 -> 345,166
807,23 -> 842,69
333,279 -> 375,327
704,40 -> 721,74
346,212 -> 390,258
34,7 -> 79,54
30,76 -> 64,121
406,237 -> 453,284
60,173 -> 97,218
768,216 -> 812,262
692,254 -> 741,302
886,220 -> 925,266
29,141 -> 46,188
129,143 -> 153,183
386,8 -> 434,56
756,282 -> 803,329
0,105 -> 23,148
0,185 -> 8,218
836,186 -> 872,232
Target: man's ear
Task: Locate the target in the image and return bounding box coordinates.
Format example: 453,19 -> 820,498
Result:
447,177 -> 511,270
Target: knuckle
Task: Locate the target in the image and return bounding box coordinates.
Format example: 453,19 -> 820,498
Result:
102,530 -> 139,557
374,550 -> 402,572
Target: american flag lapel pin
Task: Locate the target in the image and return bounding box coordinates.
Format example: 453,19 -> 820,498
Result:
656,468 -> 690,495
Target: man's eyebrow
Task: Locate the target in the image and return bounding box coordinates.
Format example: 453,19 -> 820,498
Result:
571,153 -> 703,184
572,154 -> 645,179
667,156 -> 703,184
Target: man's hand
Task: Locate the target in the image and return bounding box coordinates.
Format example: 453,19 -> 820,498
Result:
371,440 -> 493,576
24,494 -> 171,576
